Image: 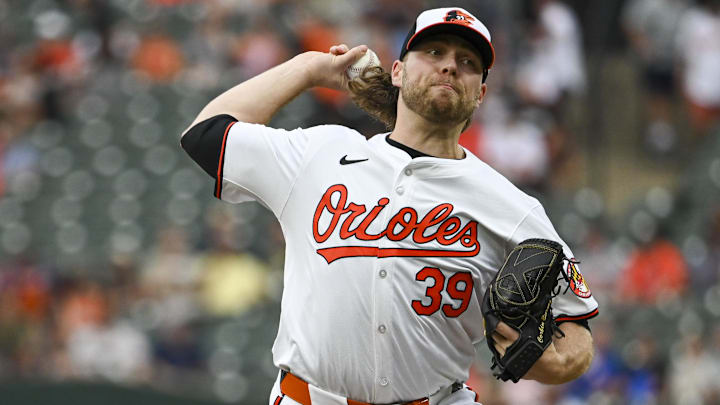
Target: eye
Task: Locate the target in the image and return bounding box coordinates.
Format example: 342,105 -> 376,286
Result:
460,57 -> 482,72
427,48 -> 441,56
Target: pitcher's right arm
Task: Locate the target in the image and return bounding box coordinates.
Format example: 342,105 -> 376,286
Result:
181,44 -> 368,136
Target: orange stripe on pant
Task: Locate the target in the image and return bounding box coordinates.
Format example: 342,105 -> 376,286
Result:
280,372 -> 312,405
279,372 -> 430,405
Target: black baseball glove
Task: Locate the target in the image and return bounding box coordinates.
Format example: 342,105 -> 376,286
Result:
481,238 -> 570,383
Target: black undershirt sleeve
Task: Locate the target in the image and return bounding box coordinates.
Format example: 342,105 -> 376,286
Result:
180,114 -> 238,178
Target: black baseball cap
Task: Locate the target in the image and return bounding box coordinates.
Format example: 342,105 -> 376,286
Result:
399,7 -> 495,74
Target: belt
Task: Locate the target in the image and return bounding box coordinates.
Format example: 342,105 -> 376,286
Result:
278,371 -> 462,405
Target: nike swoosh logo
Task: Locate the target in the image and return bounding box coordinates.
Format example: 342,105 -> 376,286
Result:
340,155 -> 369,165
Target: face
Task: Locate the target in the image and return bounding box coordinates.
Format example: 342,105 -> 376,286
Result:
393,34 -> 487,126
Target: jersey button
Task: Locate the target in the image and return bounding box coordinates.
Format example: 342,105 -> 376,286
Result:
378,324 -> 386,334
379,269 -> 387,278
396,186 -> 404,195
379,377 -> 389,387
404,168 -> 412,176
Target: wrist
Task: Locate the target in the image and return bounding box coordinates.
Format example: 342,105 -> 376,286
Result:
292,52 -> 322,89
525,343 -> 568,384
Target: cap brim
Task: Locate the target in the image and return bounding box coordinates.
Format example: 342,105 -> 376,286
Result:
405,23 -> 495,69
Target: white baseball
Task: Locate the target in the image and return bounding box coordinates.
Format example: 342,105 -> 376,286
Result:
346,49 -> 380,80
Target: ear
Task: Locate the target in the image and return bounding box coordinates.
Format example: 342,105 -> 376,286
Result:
391,60 -> 403,88
475,83 -> 488,107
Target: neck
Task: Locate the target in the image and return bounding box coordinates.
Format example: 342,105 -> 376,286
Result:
389,102 -> 466,159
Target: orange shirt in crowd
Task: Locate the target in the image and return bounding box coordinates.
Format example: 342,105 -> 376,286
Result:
619,239 -> 688,304
132,34 -> 184,82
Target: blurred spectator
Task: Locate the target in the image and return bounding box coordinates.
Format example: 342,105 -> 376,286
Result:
0,260 -> 51,322
669,334 -> 720,404
710,325 -> 720,401
512,0 -> 584,184
182,4 -> 235,91
131,32 -> 184,82
139,226 -> 202,328
618,231 -> 688,304
690,208 -> 720,289
232,19 -> 291,78
622,0 -> 688,155
140,227 -> 199,291
515,0 -> 585,116
479,107 -> 551,190
73,0 -> 116,63
59,285 -> 151,383
154,324 -> 202,371
63,318 -> 151,383
622,336 -> 665,405
296,18 -> 345,107
200,250 -> 269,317
132,228 -> 205,375
1,58 -> 44,132
0,124 -> 40,191
710,327 -> 720,404
675,0 -> 720,135
31,8 -> 89,122
33,38 -> 80,79
0,260 -> 52,377
55,279 -> 108,343
199,210 -> 270,317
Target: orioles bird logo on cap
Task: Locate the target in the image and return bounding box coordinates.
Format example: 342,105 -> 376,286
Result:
445,10 -> 474,26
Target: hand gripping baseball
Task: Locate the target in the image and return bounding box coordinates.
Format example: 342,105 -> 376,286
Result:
481,239 -> 571,382
304,44 -> 368,91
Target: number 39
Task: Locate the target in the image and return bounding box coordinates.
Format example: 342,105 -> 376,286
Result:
411,267 -> 474,317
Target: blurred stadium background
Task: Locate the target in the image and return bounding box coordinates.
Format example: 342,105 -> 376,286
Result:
1,0 -> 720,404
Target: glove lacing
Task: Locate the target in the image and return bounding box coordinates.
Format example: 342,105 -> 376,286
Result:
488,256 -> 578,341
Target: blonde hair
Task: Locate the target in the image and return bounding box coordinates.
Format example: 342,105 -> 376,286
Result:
348,66 -> 399,130
348,66 -> 473,132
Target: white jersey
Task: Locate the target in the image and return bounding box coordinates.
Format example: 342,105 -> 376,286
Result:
216,122 -> 598,403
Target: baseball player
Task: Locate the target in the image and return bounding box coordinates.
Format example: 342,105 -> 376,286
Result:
181,7 -> 599,405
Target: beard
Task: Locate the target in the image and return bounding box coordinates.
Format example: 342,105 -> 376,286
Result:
401,72 -> 478,126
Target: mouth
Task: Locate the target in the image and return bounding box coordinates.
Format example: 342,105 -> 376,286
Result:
433,82 -> 458,93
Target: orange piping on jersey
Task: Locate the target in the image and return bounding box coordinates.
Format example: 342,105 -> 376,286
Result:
316,243 -> 480,264
554,308 -> 599,322
214,121 -> 237,198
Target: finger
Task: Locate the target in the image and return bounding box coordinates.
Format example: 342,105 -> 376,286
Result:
492,332 -> 513,346
329,43 -> 350,55
335,44 -> 368,67
492,332 -> 512,356
496,321 -> 520,341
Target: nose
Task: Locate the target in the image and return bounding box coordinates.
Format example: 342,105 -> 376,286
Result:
440,54 -> 458,76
